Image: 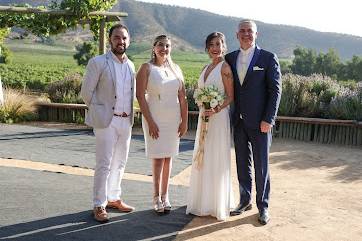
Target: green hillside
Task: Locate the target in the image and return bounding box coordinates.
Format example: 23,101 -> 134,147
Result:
1,0 -> 362,59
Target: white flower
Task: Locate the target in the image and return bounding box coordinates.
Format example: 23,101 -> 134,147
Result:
193,85 -> 225,111
216,95 -> 223,101
193,89 -> 201,99
201,95 -> 208,102
210,99 -> 218,108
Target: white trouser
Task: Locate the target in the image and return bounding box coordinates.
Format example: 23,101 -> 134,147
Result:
93,116 -> 132,207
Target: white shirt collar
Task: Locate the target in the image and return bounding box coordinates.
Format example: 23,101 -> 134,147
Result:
239,44 -> 255,56
110,51 -> 128,64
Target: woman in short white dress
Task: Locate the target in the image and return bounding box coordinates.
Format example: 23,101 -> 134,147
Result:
136,35 -> 188,213
186,32 -> 235,221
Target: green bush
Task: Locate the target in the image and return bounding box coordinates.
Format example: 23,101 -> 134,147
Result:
339,80 -> 358,90
308,75 -> 339,103
328,87 -> 362,120
0,44 -> 11,64
73,41 -> 98,66
278,74 -> 312,116
186,86 -> 199,111
279,74 -> 341,118
0,63 -> 83,90
46,73 -> 83,103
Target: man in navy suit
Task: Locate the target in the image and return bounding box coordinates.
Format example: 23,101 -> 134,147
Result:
225,19 -> 282,225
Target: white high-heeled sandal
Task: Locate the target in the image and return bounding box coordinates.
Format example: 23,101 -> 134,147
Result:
153,196 -> 164,213
161,194 -> 171,213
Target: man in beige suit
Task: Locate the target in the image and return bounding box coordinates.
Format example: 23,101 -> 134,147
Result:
81,23 -> 136,222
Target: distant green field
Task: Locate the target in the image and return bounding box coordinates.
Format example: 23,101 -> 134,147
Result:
2,40 -> 209,89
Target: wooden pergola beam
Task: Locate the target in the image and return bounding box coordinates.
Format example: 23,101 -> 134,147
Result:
0,6 -> 128,17
0,5 -> 128,55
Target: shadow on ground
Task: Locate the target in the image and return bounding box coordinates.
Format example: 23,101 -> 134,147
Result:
0,207 -> 193,241
173,213 -> 262,241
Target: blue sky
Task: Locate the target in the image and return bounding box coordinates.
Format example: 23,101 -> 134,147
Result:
137,0 -> 362,37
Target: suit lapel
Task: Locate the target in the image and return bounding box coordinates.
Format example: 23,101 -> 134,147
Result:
231,50 -> 240,73
230,50 -> 242,88
243,45 -> 261,86
106,52 -> 117,89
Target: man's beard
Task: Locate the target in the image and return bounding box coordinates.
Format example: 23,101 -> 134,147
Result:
111,45 -> 127,55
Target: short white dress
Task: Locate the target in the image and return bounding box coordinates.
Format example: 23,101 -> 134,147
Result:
142,63 -> 181,158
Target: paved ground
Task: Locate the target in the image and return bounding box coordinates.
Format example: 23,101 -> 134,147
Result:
0,123 -> 361,241
0,124 -> 194,177
0,167 -> 190,241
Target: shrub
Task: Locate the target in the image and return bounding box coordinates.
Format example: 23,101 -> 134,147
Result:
279,74 -> 341,118
0,88 -> 38,123
338,80 -> 358,90
45,73 -> 83,103
0,44 -> 11,64
186,86 -> 199,111
278,74 -> 312,116
0,63 -> 83,91
328,87 -> 362,120
73,41 -> 98,66
308,74 -> 339,104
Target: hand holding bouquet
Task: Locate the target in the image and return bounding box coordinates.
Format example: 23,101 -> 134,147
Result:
193,85 -> 225,122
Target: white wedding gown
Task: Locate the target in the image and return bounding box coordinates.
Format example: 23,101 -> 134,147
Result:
186,61 -> 235,221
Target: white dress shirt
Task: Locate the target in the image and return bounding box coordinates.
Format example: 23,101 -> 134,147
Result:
236,44 -> 255,86
111,52 -> 132,116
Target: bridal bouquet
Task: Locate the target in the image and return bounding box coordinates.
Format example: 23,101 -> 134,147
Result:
192,85 -> 224,169
193,85 -> 224,122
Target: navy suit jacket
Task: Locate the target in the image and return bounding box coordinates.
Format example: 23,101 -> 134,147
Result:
225,46 -> 282,129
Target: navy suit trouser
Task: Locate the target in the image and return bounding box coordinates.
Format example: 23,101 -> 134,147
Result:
233,120 -> 271,211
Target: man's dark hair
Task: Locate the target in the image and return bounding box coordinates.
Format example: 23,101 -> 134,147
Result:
108,23 -> 129,38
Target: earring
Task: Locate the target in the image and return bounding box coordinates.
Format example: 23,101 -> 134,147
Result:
152,50 -> 156,62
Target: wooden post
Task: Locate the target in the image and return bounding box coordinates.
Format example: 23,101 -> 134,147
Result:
99,17 -> 106,55
0,76 -> 4,106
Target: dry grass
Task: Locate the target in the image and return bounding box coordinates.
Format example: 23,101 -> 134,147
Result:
0,88 -> 38,123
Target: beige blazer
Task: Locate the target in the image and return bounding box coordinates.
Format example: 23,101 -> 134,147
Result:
80,51 -> 136,128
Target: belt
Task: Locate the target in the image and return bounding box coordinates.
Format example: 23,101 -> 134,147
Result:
114,112 -> 130,117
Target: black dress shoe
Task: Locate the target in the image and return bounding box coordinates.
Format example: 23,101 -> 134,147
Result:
258,209 -> 270,225
230,202 -> 252,216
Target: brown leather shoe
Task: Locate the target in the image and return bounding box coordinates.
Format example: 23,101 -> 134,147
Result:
93,206 -> 109,222
107,200 -> 135,212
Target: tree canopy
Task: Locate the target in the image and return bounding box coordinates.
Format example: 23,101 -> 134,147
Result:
291,47 -> 362,82
0,0 -> 117,39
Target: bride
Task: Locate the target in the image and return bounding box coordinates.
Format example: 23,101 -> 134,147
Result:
186,32 -> 235,221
